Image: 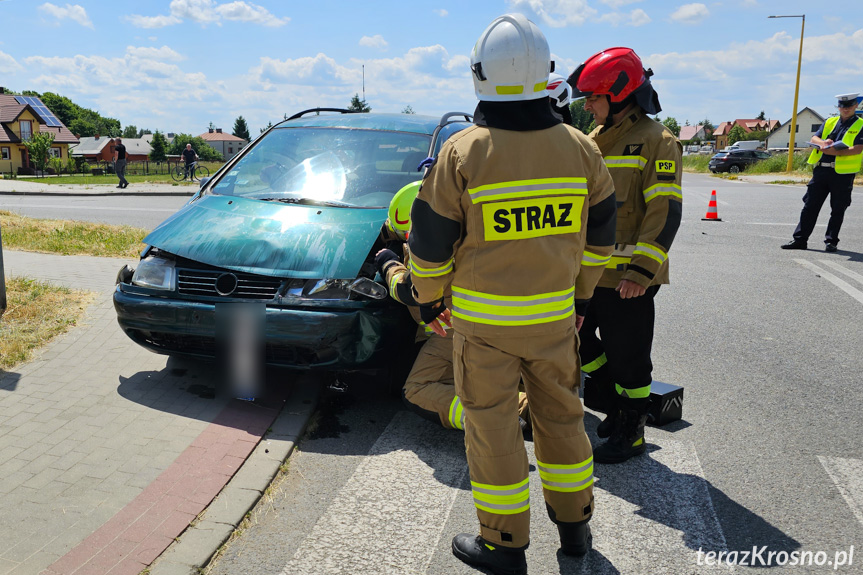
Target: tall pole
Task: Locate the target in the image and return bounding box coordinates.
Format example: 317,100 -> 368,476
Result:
769,15 -> 805,172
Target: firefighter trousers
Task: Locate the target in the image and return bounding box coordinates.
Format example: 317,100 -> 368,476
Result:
453,326 -> 594,549
579,285 -> 659,412
403,336 -> 530,431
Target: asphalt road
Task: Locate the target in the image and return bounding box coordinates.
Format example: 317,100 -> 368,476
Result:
199,173 -> 863,574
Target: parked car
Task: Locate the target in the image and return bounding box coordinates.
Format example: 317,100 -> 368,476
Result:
114,109 -> 473,374
708,149 -> 771,173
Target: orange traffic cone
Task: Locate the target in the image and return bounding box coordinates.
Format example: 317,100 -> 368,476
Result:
702,189 -> 722,221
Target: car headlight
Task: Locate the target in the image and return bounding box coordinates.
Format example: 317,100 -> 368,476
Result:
131,256 -> 177,290
292,277 -> 387,300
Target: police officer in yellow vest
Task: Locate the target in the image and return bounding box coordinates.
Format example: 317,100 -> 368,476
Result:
407,14 -> 617,575
375,183 -> 533,433
567,48 -> 683,464
782,93 -> 863,252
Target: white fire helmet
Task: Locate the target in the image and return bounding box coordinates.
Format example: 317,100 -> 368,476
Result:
470,13 -> 551,102
547,72 -> 572,108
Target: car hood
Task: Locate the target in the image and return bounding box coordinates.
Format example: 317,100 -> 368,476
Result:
143,194 -> 385,279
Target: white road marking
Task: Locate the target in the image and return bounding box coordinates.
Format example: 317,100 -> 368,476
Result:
280,411 -> 468,575
794,259 -> 863,305
818,457 -> 863,528
818,260 -> 863,286
281,412 -> 731,574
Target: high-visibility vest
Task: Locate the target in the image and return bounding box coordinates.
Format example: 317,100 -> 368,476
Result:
808,116 -> 863,174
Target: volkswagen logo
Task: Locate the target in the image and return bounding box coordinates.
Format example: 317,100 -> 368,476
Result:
215,273 -> 239,296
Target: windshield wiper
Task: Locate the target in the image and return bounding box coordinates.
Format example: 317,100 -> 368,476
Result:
258,197 -> 353,208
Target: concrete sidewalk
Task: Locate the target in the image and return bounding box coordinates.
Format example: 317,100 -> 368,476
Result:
0,250 -> 317,575
0,178 -> 195,197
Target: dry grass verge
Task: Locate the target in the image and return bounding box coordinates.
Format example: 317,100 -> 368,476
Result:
0,277 -> 96,371
0,210 -> 147,259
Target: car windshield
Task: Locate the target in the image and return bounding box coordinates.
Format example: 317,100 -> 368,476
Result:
208,127 -> 432,208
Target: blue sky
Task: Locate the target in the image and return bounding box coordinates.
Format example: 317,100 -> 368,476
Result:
1,0 -> 861,137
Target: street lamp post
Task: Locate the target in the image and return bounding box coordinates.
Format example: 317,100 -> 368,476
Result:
769,14 -> 805,173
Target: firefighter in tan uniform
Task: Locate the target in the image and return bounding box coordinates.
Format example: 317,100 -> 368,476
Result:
567,48 -> 683,464
375,183 -> 531,432
407,14 -> 617,575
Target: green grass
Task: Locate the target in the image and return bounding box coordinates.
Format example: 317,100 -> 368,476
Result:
0,210 -> 147,258
681,154 -> 712,173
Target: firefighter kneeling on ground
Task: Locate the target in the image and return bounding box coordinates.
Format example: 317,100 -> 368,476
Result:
375,182 -> 531,434
405,13 -> 617,575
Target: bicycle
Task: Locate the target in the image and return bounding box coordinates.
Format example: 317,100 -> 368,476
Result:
171,161 -> 210,182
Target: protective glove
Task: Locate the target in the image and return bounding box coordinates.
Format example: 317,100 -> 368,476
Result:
420,299 -> 451,337
374,249 -> 401,276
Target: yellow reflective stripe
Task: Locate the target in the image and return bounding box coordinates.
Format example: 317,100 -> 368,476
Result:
605,156 -> 647,170
606,255 -> 631,269
496,85 -> 524,96
537,458 -> 594,493
643,182 -> 682,202
448,396 -> 464,430
534,80 -> 548,93
388,271 -> 404,302
424,323 -> 451,335
471,478 -> 530,515
633,242 -> 668,264
581,250 -> 611,267
409,258 -> 453,278
616,382 -> 651,399
582,353 -> 607,374
468,177 -> 588,204
451,286 -> 574,326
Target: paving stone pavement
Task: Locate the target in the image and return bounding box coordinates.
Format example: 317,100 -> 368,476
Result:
0,250 -> 317,575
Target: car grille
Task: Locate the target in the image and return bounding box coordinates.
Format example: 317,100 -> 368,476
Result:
177,268 -> 283,299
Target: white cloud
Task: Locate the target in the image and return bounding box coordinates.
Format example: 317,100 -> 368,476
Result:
126,46 -> 184,62
506,0 -> 598,27
598,7 -> 650,26
126,14 -> 182,28
0,49 -> 21,74
434,9 -> 448,17
128,0 -> 288,29
670,3 -> 709,25
359,35 -> 389,51
38,3 -> 93,29
601,0 -> 642,8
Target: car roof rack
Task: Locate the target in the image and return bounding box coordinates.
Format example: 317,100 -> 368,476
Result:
439,112 -> 473,127
286,108 -> 357,121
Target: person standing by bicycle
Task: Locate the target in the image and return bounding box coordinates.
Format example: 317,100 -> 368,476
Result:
182,143 -> 199,180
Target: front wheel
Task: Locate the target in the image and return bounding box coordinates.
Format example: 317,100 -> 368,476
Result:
171,166 -> 185,181
729,165 -> 741,174
193,165 -> 209,181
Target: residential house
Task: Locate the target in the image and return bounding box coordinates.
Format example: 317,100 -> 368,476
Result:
197,128 -> 247,160
70,135 -> 152,163
678,124 -> 709,143
712,118 -> 779,150
765,108 -> 826,150
0,89 -> 79,175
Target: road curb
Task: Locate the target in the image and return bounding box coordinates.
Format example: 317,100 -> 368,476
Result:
147,381 -> 321,575
0,190 -> 195,197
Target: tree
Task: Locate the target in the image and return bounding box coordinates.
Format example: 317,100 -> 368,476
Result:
662,117 -> 681,137
232,116 -> 250,141
259,121 -> 273,134
728,125 -> 746,145
569,98 -> 595,134
757,110 -> 766,121
122,125 -> 138,139
22,131 -> 55,176
168,134 -> 223,161
149,131 -> 169,163
700,118 -> 714,133
348,93 -> 371,112
402,105 -> 415,114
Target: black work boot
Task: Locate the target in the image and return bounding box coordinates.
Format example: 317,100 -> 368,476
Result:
595,410 -> 618,439
593,409 -> 648,463
558,520 -> 592,556
452,534 -> 527,575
